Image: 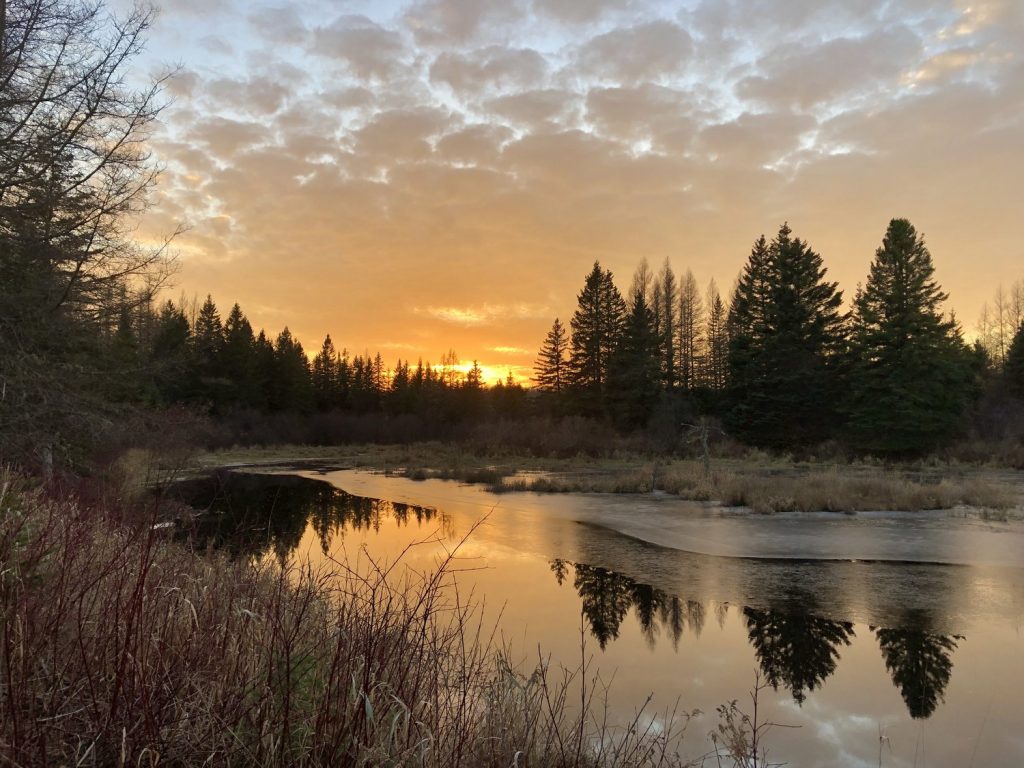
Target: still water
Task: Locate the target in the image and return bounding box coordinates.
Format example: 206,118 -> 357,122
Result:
169,468 -> 1024,767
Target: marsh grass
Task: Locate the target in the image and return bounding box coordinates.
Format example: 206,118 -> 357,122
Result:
202,442 -> 1021,513
490,464 -> 1017,513
0,473 -> 694,767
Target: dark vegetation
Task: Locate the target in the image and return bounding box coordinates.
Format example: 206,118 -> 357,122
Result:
0,473 -> 696,766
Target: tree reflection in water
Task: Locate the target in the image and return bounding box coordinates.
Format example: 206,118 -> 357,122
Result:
874,617 -> 962,719
167,471 -> 440,561
743,605 -> 854,705
551,558 -> 964,718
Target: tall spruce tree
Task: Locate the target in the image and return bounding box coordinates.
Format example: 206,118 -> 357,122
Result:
222,303 -> 257,408
607,268 -> 662,428
311,334 -> 339,410
534,318 -> 568,393
726,225 -> 845,448
846,219 -> 975,454
192,295 -> 226,406
1005,321 -> 1024,400
568,262 -> 626,414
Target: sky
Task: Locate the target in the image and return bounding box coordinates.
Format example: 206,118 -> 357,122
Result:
128,0 -> 1024,382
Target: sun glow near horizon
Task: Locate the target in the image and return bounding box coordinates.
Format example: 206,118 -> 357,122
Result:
136,0 -> 1023,372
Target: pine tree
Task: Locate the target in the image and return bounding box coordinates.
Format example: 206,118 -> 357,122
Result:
657,259 -> 678,389
704,280 -> 729,392
312,335 -> 339,410
150,301 -> 192,402
192,295 -> 226,406
607,269 -> 662,428
223,303 -> 257,408
1006,322 -> 1024,400
269,328 -> 312,412
678,269 -> 703,391
568,262 -> 626,414
534,318 -> 568,393
846,219 -> 976,454
726,225 -> 845,448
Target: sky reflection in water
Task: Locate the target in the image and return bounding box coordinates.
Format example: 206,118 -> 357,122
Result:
169,469 -> 1024,767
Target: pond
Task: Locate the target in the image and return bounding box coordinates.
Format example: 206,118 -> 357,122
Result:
168,468 -> 1024,767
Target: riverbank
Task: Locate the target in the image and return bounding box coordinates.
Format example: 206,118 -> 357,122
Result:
199,443 -> 1024,514
0,472 -> 692,767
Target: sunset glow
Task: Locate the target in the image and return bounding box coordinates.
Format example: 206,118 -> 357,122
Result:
132,0 -> 1024,374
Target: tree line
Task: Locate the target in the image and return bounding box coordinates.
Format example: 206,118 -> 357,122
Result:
534,219 -> 1024,456
110,293 -> 529,423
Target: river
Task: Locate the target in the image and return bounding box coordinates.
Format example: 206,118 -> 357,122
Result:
169,467 -> 1024,767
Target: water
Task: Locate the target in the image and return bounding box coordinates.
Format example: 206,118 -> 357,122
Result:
169,468 -> 1024,767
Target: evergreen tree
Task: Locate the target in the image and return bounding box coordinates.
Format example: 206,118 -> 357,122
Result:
222,303 -> 257,408
534,318 -> 568,393
311,335 -> 339,411
657,259 -> 678,388
107,302 -> 141,401
607,271 -> 662,428
252,330 -> 276,411
678,269 -> 703,391
192,295 -> 226,406
726,225 -> 845,448
846,219 -> 974,455
1004,321 -> 1024,400
150,301 -> 192,403
704,280 -> 729,392
568,262 -> 626,414
269,328 -> 312,412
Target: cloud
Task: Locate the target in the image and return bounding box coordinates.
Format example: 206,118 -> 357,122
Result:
205,76 -> 292,116
312,15 -> 409,81
584,83 -> 698,148
534,0 -> 632,24
353,107 -> 454,162
191,117 -> 267,158
576,21 -> 694,83
416,304 -> 551,326
429,47 -> 549,96
248,6 -> 309,46
435,124 -> 514,165
404,0 -> 527,45
736,26 -> 922,108
698,112 -> 816,167
486,89 -> 579,128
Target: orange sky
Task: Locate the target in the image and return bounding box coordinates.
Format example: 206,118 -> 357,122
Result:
132,0 -> 1024,382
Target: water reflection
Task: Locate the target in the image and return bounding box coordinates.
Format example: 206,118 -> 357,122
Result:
742,604 -> 854,705
167,471 -> 987,725
167,470 -> 442,560
874,617 -> 962,719
551,559 -> 712,649
551,557 -> 965,719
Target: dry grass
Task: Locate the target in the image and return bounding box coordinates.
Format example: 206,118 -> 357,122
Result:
201,443 -> 1022,514
491,463 -> 1019,513
0,473 -> 695,767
